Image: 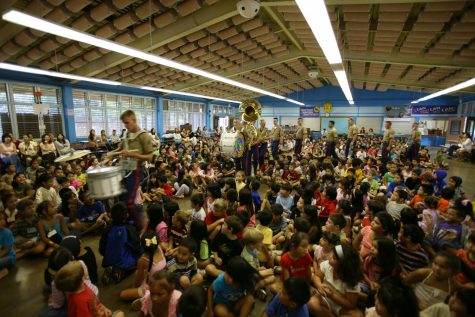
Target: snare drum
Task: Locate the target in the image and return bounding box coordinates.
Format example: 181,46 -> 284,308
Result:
87,166 -> 125,199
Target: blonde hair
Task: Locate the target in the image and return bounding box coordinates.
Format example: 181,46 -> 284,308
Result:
236,170 -> 245,179
213,199 -> 226,212
54,261 -> 84,292
242,227 -> 264,245
173,210 -> 189,226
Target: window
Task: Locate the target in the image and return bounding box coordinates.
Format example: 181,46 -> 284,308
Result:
72,90 -> 156,138
0,84 -> 12,137
163,99 -> 205,132
0,83 -> 63,138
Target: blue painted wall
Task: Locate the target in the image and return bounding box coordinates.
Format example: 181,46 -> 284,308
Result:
0,69 -> 235,141
0,69 -> 470,141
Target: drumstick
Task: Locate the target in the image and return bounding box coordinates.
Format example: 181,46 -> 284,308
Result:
106,149 -> 139,157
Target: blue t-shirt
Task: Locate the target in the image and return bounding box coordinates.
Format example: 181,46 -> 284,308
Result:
265,294 -> 309,317
0,228 -> 15,258
77,201 -> 106,222
212,273 -> 247,306
276,195 -> 293,212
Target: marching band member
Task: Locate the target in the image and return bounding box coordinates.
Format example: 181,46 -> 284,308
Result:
294,117 -> 307,156
382,121 -> 395,165
111,110 -> 154,223
270,117 -> 283,160
346,117 -> 358,158
326,120 -> 338,159
407,122 -> 421,161
257,119 -> 270,169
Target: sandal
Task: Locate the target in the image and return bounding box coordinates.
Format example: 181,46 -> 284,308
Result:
255,289 -> 267,301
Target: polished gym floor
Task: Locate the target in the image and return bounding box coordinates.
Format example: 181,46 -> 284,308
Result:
1,158 -> 474,317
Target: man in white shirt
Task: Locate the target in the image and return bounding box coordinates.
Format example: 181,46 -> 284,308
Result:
456,132 -> 473,159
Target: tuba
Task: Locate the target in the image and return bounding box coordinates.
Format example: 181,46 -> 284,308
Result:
239,99 -> 261,143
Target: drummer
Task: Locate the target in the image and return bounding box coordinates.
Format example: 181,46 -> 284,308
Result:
111,110 -> 154,222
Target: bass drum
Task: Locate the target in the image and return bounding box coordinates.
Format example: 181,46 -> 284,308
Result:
220,131 -> 245,158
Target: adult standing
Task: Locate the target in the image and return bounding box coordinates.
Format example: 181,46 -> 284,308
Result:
39,133 -> 56,166
325,121 -> 338,159
270,117 -> 283,160
382,121 -> 395,164
54,133 -> 71,156
0,133 -> 18,170
19,134 -> 37,169
112,110 -> 154,223
294,117 -> 307,156
232,118 -> 245,171
407,122 -> 421,161
257,119 -> 270,168
150,128 -> 160,148
243,121 -> 257,176
346,117 -> 358,158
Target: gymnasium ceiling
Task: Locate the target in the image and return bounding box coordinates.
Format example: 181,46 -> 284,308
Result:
0,0 -> 474,101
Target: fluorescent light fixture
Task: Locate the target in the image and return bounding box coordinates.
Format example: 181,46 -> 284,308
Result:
334,70 -> 354,104
2,10 -> 304,104
295,0 -> 342,65
411,101 -> 418,104
0,62 -> 121,86
140,86 -> 241,104
0,62 -> 241,103
412,77 -> 475,103
285,98 -> 305,106
295,1 -> 353,104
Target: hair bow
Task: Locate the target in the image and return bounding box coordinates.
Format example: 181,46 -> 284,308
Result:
145,236 -> 158,247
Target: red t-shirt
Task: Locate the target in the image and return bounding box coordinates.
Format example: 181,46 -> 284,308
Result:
283,170 -> 300,182
204,211 -> 226,226
67,284 -> 96,317
455,249 -> 475,284
319,198 -> 337,218
280,251 -> 313,281
162,184 -> 174,198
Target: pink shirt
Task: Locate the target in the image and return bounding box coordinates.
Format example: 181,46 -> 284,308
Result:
141,289 -> 181,317
155,221 -> 169,243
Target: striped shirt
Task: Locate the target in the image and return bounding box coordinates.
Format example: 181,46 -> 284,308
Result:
166,257 -> 197,278
395,240 -> 429,274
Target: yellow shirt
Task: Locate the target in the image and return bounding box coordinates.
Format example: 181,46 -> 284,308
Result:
236,181 -> 246,194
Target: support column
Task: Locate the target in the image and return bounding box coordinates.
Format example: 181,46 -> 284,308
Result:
157,96 -> 164,136
61,85 -> 76,143
205,101 -> 211,129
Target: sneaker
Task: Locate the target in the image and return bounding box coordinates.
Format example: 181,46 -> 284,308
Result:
0,268 -> 8,280
131,298 -> 142,311
112,268 -> 124,283
101,267 -> 113,286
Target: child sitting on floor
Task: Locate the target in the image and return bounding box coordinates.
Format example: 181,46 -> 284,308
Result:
0,212 -> 15,280
263,277 -> 310,317
11,198 -> 45,258
166,237 -> 203,289
207,256 -> 255,317
54,261 -> 124,317
99,202 -> 142,285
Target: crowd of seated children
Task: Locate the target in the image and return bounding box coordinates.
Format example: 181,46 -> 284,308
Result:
1,128 -> 475,317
